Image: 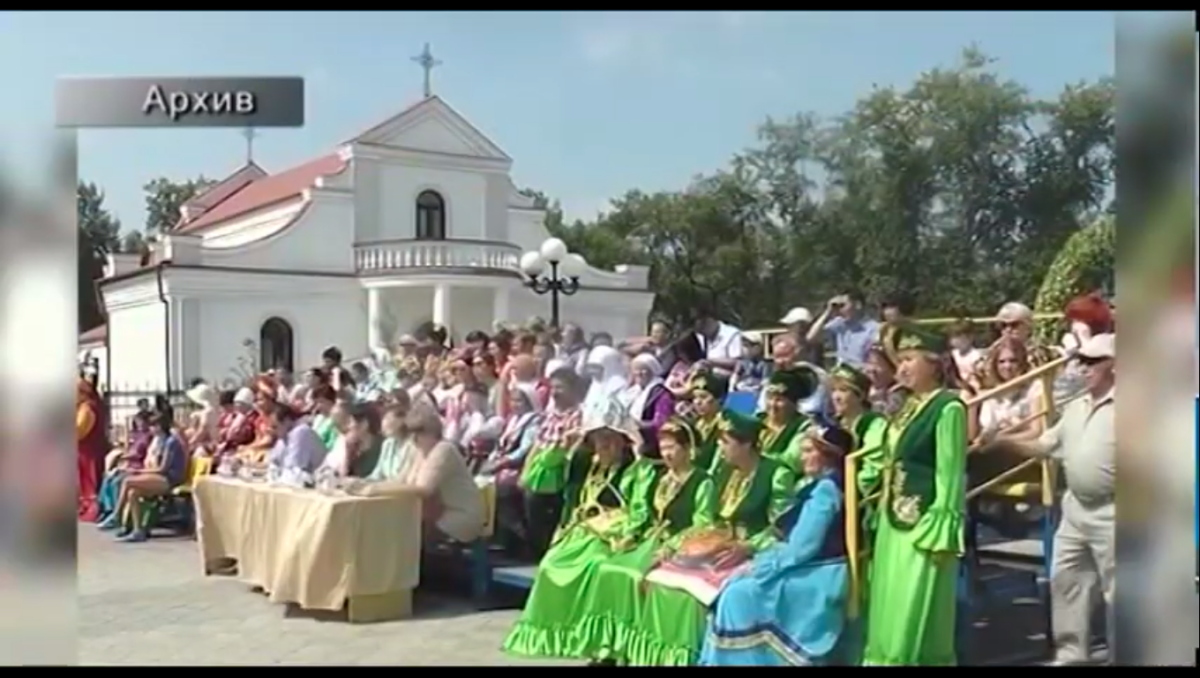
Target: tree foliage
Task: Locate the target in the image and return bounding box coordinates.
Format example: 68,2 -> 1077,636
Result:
142,176 -> 214,234
529,48 -> 1114,328
77,181 -> 121,332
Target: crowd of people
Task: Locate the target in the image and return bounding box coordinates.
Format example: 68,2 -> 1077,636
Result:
75,289 -> 1116,665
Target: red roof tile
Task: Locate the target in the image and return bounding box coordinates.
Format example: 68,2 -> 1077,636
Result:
178,154 -> 346,232
174,162 -> 268,229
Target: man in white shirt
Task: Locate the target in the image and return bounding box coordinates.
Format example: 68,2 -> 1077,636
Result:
1020,333 -> 1115,665
693,306 -> 741,376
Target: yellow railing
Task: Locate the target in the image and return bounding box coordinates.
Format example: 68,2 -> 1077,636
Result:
750,312 -> 1064,359
842,353 -> 1071,618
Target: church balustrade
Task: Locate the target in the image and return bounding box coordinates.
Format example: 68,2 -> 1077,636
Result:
353,238 -> 522,275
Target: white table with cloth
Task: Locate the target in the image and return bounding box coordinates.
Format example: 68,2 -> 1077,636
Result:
193,475 -> 421,622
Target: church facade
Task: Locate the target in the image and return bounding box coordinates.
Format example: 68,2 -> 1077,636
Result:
94,95 -> 654,392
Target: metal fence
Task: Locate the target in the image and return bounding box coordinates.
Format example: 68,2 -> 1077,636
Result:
102,386 -> 194,438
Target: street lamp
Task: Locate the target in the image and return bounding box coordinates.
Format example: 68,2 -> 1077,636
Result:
520,237 -> 585,327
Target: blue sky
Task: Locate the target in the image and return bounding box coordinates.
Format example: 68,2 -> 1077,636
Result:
0,11 -> 1166,230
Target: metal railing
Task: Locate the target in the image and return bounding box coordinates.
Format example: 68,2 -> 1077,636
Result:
842,354 -> 1071,618
751,312 -> 1065,360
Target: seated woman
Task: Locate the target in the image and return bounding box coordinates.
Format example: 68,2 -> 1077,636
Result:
308,385 -> 340,450
341,402 -> 383,478
686,370 -> 728,472
627,353 -> 675,442
701,424 -> 854,666
631,410 -> 795,665
503,397 -> 654,660
346,403 -> 485,544
366,400 -> 415,481
108,408 -> 188,542
184,382 -> 220,457
216,387 -> 258,459
864,343 -> 906,417
760,368 -> 819,464
518,367 -> 586,559
317,397 -> 354,476
97,409 -> 152,524
583,416 -> 717,664
236,380 -> 278,464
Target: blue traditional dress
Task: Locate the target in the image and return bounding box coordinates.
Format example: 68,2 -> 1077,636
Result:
700,472 -> 848,665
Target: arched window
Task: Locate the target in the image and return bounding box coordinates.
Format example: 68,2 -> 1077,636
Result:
415,190 -> 446,240
259,317 -> 294,372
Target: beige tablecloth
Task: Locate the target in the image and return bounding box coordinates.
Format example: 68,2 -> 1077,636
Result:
194,476 -> 421,612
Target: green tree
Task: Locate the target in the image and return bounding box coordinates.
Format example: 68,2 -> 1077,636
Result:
142,176 -> 214,234
77,181 -> 120,332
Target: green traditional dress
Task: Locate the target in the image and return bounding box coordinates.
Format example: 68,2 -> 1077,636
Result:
630,455 -> 794,665
504,446 -> 654,659
758,414 -> 807,464
584,467 -> 717,661
861,388 -> 967,665
692,414 -> 722,472
846,410 -> 888,495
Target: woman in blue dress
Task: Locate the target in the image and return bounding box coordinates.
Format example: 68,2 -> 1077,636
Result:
700,422 -> 853,665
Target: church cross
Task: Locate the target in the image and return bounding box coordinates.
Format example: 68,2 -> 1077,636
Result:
411,43 -> 442,98
241,127 -> 258,164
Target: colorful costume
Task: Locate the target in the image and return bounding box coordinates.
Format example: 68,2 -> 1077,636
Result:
828,364 -> 889,496
862,325 -> 967,665
517,404 -> 582,558
632,410 -> 795,665
702,424 -> 855,665
504,398 -> 656,659
762,367 -> 818,466
76,378 -> 107,522
686,371 -> 728,472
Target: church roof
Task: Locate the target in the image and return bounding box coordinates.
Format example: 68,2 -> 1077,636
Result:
176,154 -> 346,232
173,95 -> 504,234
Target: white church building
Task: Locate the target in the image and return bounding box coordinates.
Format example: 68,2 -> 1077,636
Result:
92,94 -> 654,392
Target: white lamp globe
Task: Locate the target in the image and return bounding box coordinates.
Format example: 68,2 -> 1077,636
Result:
519,251 -> 545,276
539,237 -> 568,263
560,252 -> 586,277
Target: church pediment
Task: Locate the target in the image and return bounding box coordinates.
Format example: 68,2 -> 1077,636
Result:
350,96 -> 511,162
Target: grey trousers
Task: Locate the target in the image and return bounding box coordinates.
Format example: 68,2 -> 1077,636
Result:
1050,492 -> 1114,663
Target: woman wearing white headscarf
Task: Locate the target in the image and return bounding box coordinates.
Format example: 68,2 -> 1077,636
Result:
582,346 -> 628,422
184,382 -> 220,456
626,353 -> 675,441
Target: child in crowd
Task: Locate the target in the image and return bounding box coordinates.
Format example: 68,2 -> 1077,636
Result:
731,332 -> 769,392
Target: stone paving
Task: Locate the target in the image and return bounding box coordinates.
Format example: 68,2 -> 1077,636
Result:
78,526 -> 569,665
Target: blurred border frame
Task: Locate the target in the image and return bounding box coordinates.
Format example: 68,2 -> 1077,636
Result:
1112,11 -> 1197,666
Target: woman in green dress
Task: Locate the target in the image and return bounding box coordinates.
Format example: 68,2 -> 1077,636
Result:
686,370 -> 728,472
861,324 -> 968,665
761,367 -> 818,464
584,416 -> 717,663
827,363 -> 889,495
503,396 -> 654,660
632,410 -> 795,665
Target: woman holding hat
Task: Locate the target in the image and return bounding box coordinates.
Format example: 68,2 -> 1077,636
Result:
687,370 -> 728,472
632,410 -> 795,665
702,423 -> 855,665
862,324 -> 968,665
504,396 -> 655,660
755,367 -> 818,464
580,416 -> 718,663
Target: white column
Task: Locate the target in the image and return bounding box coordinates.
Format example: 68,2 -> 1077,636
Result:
367,287 -> 383,352
493,286 -> 511,327
432,284 -> 451,331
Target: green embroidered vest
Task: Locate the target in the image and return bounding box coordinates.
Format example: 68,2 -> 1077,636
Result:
559,449 -> 637,528
755,414 -> 806,460
691,414 -> 721,472
886,389 -> 960,529
851,411 -> 884,451
713,456 -> 783,539
649,469 -> 709,537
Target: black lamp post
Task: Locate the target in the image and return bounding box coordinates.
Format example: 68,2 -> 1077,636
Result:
520,237 -> 585,328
